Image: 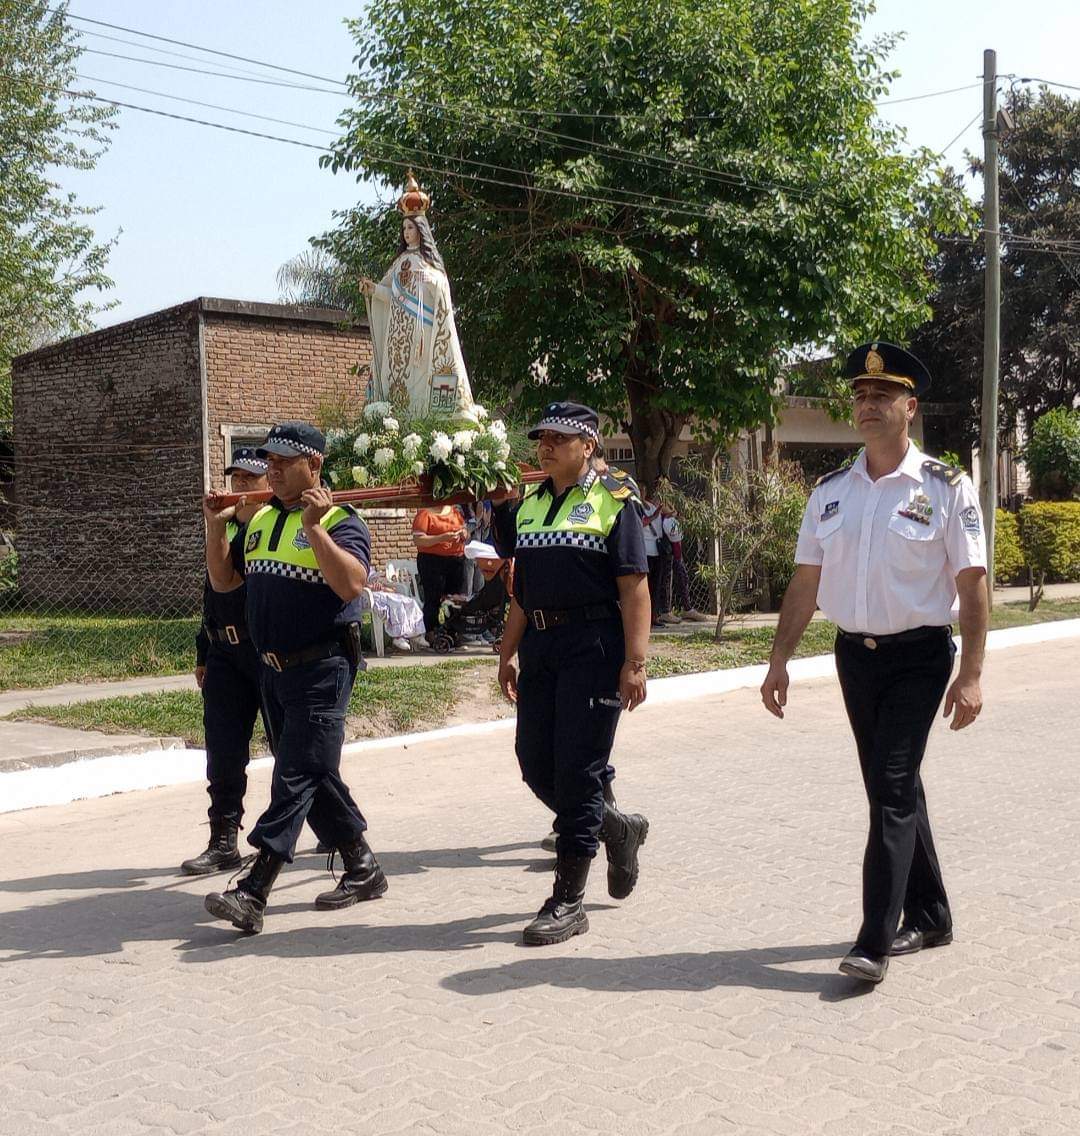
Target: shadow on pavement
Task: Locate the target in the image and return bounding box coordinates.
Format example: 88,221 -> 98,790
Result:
441,942 -> 877,1001
0,843 -> 555,961
175,909 -> 541,961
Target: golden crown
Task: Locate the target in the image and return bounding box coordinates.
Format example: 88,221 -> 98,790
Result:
396,170 -> 430,217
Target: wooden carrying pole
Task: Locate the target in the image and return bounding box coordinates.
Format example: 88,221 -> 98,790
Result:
206,470 -> 548,512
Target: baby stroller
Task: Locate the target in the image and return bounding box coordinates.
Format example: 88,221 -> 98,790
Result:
428,567 -> 509,653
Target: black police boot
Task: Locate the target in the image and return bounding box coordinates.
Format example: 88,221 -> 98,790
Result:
522,850 -> 592,946
204,848 -> 283,934
600,802 -> 649,900
180,818 -> 242,876
314,836 -> 388,910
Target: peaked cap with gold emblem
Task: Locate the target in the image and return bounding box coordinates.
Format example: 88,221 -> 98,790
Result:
843,341 -> 932,399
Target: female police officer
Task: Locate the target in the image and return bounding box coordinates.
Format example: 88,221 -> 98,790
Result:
494,402 -> 652,946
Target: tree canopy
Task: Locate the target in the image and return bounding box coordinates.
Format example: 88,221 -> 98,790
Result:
911,87 -> 1080,457
0,0 -> 116,419
320,0 -> 970,486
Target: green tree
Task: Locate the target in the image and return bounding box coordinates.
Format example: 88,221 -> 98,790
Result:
665,454 -> 808,638
910,87 -> 1080,455
276,248 -> 351,309
319,0 -> 970,489
0,0 -> 116,418
1024,407 -> 1080,501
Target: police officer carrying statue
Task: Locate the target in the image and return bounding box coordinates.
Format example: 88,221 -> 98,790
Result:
761,344 -> 988,985
181,448 -> 269,875
494,402 -> 652,946
202,422 -> 386,934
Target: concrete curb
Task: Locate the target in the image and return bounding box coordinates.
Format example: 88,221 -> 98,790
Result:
3,618 -> 1078,815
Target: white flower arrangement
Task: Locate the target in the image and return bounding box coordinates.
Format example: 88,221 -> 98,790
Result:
323,405 -> 524,499
429,432 -> 453,461
363,401 -> 392,421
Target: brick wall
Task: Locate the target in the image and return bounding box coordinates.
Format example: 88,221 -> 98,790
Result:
11,302 -> 204,612
202,302 -> 372,487
361,508 -> 418,572
202,301 -> 413,564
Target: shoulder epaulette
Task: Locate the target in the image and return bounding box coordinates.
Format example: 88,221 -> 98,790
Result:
922,459 -> 965,487
814,466 -> 849,489
599,467 -> 642,505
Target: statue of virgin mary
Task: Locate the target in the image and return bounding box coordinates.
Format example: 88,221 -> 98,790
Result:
359,171 -> 476,420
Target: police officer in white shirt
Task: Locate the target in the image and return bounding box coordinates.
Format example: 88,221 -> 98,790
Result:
761,342 -> 989,985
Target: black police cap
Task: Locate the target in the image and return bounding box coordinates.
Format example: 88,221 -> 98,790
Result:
256,421 -> 326,459
225,447 -> 268,476
527,401 -> 601,443
843,342 -> 932,399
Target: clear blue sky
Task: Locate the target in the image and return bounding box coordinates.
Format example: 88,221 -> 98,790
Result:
56,0 -> 1079,328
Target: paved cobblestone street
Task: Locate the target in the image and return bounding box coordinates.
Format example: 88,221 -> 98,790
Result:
1,637 -> 1078,1136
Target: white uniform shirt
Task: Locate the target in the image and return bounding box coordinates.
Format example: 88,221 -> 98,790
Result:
794,442 -> 987,635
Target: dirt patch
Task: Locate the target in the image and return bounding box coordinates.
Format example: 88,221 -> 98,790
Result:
441,662 -> 514,729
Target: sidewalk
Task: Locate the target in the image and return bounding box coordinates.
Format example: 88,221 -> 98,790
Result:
1,636 -> 1077,1135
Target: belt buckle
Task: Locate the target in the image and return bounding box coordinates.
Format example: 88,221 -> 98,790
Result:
263,651 -> 283,672
532,610 -> 546,631
863,637 -> 878,650
224,624 -> 240,646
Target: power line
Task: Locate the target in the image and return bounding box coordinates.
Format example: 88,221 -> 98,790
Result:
72,42 -> 817,198
3,71 -> 734,219
934,111 -> 983,158
54,87 -> 739,221
79,48 -> 342,94
72,27 -> 316,85
57,7 -> 344,85
1015,76 -> 1080,95
877,82 -> 983,106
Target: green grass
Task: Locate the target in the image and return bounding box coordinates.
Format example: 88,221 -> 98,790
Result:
0,614 -> 199,690
11,660 -> 487,746
647,598 -> 1080,679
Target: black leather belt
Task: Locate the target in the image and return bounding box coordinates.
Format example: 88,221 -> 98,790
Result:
527,603 -> 620,631
260,638 -> 348,672
838,625 -> 950,651
205,624 -> 249,645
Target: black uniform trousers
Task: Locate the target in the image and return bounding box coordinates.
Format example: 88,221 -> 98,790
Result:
834,628 -> 956,957
248,653 -> 367,862
417,552 -> 466,635
515,619 -> 623,858
202,639 -> 264,824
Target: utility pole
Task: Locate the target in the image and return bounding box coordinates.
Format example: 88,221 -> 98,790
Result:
980,48 -> 1001,605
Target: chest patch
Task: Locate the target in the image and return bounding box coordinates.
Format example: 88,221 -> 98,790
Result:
292,527 -> 312,551
821,500 -> 839,522
897,493 -> 933,526
567,501 -> 595,525
245,530 -> 261,554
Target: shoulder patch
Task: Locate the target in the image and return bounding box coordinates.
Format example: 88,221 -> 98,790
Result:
922,459 -> 965,487
599,467 -> 642,505
814,467 -> 849,489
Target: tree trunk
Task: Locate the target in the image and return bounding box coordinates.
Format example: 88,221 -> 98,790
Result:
625,366 -> 686,493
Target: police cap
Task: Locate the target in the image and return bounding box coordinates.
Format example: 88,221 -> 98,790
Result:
527,401 -> 601,444
225,447 -> 268,476
256,421 -> 326,459
843,342 -> 932,399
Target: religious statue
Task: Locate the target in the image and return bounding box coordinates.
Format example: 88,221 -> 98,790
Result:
359,171 -> 476,420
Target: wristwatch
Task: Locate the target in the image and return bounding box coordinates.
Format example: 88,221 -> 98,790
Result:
625,658 -> 647,674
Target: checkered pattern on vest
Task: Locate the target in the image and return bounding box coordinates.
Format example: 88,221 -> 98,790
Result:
516,531 -> 607,553
247,558 -> 325,585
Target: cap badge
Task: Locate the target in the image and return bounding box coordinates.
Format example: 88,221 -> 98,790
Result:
865,347 -> 885,375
